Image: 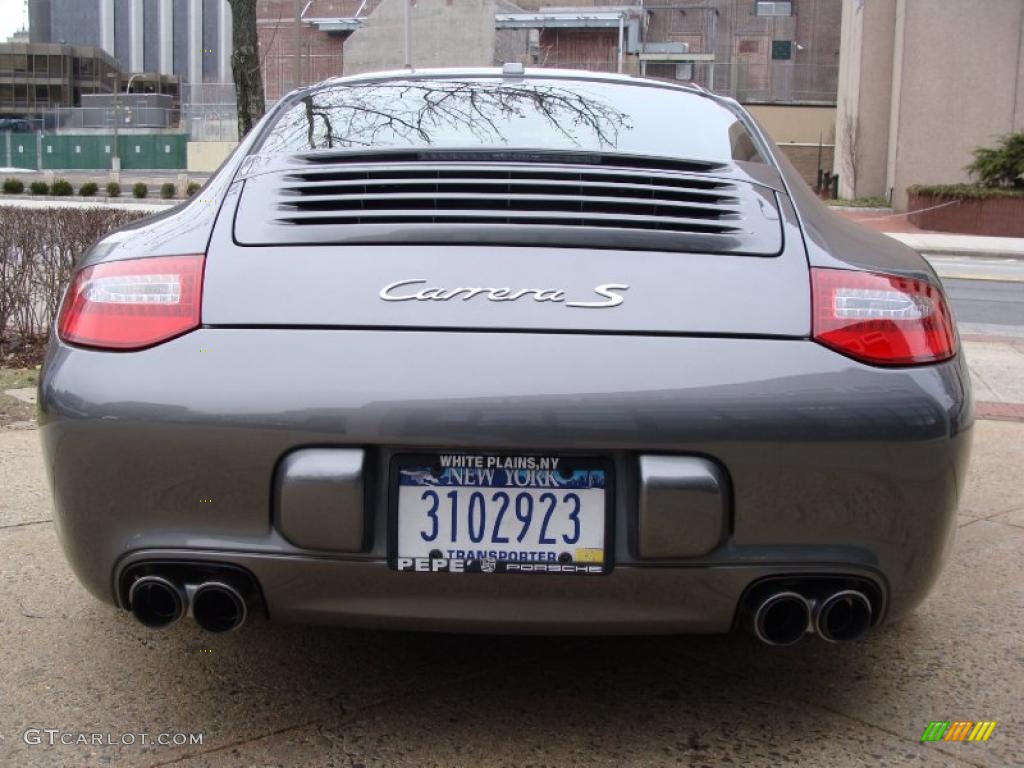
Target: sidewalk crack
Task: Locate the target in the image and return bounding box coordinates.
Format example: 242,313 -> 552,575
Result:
0,518 -> 51,531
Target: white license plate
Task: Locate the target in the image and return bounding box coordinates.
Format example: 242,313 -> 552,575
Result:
393,454 -> 608,574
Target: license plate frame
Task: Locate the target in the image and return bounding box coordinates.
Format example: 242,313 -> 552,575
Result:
388,452 -> 614,575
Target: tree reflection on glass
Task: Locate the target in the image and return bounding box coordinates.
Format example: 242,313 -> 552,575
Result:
260,80 -> 633,155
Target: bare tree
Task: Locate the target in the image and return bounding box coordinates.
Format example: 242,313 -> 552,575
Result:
259,81 -> 633,156
839,110 -> 859,197
228,0 -> 266,138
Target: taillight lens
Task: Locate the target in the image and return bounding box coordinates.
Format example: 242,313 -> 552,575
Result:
58,254 -> 204,350
811,267 -> 957,365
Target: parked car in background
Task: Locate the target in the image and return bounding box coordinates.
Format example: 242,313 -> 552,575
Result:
0,118 -> 35,132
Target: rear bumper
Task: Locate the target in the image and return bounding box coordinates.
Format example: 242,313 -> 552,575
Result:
39,329 -> 973,632
114,551 -> 884,634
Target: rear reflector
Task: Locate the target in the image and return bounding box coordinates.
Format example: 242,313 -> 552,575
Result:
811,267 -> 957,365
58,255 -> 204,350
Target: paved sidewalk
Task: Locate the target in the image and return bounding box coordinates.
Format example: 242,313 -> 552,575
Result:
831,207 -> 1024,261
964,337 -> 1024,422
0,197 -> 175,213
890,233 -> 1024,260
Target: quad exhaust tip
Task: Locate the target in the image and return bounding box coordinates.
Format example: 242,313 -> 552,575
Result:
752,591 -> 811,646
128,575 -> 249,633
815,589 -> 872,644
191,582 -> 247,633
751,586 -> 874,645
128,575 -> 186,629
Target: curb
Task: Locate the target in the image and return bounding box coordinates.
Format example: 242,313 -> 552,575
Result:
885,233 -> 1024,261
917,248 -> 1024,261
976,402 -> 1024,423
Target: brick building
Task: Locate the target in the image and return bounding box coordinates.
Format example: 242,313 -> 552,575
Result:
257,1 -> 369,100
26,1 -> 840,105
502,0 -> 840,103
304,0 -> 840,104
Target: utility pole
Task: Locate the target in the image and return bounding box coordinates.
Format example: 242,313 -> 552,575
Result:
108,72 -> 120,174
617,12 -> 624,73
293,0 -> 302,90
404,0 -> 412,69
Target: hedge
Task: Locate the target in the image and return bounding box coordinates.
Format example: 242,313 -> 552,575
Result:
908,184 -> 1024,200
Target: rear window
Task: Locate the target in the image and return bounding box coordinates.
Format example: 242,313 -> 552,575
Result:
258,77 -> 765,164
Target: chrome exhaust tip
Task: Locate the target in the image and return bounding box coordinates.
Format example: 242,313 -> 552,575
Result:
815,589 -> 872,643
752,591 -> 811,646
192,582 -> 247,633
128,575 -> 186,629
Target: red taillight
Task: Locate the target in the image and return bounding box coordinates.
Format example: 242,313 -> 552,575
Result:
811,267 -> 957,366
58,254 -> 204,350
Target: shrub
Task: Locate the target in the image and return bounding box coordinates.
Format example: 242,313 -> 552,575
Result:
132,182 -> 148,199
160,182 -> 176,199
29,181 -> 49,195
966,132 -> 1024,188
2,178 -> 25,194
51,179 -> 73,196
79,182 -> 98,197
0,207 -> 148,348
186,181 -> 201,197
106,181 -> 121,198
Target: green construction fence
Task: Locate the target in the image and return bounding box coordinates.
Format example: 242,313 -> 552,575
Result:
36,134 -> 188,171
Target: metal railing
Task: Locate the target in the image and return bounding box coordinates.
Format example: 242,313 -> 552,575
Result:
45,106 -> 178,131
517,58 -> 839,103
181,104 -> 239,142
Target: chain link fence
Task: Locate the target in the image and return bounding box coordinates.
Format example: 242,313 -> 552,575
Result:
8,59 -> 836,151
533,59 -> 838,103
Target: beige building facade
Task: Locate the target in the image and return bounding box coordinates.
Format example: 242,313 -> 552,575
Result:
835,0 -> 1024,209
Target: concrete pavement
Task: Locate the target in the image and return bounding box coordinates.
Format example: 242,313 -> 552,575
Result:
889,233 -> 1024,261
963,336 -> 1024,421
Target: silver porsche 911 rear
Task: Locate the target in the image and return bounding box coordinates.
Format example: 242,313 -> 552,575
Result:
40,69 -> 972,644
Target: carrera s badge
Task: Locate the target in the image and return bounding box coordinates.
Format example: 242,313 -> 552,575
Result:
379,279 -> 629,309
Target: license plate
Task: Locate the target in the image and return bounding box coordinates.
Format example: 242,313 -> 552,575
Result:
391,453 -> 610,574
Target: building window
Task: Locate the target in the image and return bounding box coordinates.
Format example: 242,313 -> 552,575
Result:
772,40 -> 793,60
756,1 -> 793,16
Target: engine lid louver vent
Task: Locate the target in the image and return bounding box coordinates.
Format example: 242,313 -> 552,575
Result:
234,154 -> 783,255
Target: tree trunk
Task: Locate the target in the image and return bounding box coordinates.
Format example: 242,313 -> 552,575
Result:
227,0 -> 266,139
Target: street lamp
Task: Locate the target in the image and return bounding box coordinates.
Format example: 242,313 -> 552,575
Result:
106,72 -> 120,173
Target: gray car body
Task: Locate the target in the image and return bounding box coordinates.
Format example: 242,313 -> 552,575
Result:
39,69 -> 972,634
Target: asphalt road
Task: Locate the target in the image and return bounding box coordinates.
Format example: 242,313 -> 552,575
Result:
0,419 -> 1022,767
943,278 -> 1024,330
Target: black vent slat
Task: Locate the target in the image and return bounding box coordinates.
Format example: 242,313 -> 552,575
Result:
282,178 -> 737,205
276,208 -> 742,234
284,164 -> 732,191
280,192 -> 740,220
294,149 -> 727,176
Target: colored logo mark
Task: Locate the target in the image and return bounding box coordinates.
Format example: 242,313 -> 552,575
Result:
920,721 -> 997,742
